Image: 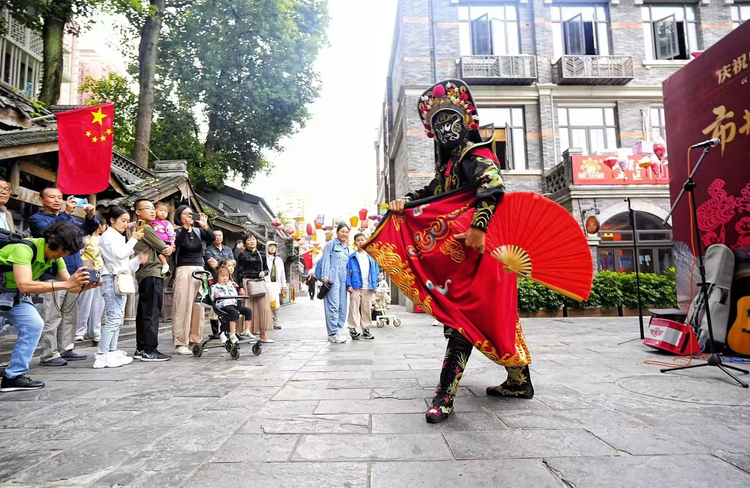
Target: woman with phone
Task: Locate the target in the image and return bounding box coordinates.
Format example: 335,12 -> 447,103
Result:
172,205 -> 216,355
97,206 -> 145,369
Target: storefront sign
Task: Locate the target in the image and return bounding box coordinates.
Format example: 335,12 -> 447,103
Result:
585,216 -> 600,234
663,22 -> 750,254
571,156 -> 670,186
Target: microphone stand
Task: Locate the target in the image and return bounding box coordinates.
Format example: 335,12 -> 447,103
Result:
626,198 -> 645,340
661,145 -> 749,387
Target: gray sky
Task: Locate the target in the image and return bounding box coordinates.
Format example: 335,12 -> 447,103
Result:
81,0 -> 399,223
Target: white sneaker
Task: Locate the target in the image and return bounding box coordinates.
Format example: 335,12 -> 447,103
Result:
432,319 -> 442,327
239,331 -> 258,340
93,353 -> 121,369
229,333 -> 239,344
219,332 -> 228,344
74,335 -> 85,342
111,350 -> 133,365
260,338 -> 274,343
333,333 -> 349,344
175,346 -> 192,355
328,335 -> 336,343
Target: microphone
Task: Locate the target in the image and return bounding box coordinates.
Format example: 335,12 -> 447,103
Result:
690,137 -> 721,149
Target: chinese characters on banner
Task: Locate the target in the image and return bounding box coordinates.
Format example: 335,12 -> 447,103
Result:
571,156 -> 670,186
663,22 -> 750,255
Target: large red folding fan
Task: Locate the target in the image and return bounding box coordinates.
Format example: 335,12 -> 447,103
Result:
454,192 -> 593,301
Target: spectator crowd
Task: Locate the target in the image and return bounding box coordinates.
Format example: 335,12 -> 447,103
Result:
0,177 -> 281,393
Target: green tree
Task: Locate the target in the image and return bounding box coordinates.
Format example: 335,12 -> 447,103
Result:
158,0 -> 328,184
1,0 -> 103,106
79,73 -> 138,155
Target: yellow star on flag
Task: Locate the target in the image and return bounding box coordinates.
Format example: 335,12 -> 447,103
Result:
91,107 -> 108,125
92,136 -> 98,143
85,131 -> 91,137
106,128 -> 112,134
100,135 -> 107,142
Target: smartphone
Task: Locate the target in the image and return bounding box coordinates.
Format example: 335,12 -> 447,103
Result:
191,212 -> 201,222
72,197 -> 88,207
83,268 -> 100,283
136,220 -> 145,232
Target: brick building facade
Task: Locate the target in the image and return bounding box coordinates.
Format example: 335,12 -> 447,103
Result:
377,0 -> 740,306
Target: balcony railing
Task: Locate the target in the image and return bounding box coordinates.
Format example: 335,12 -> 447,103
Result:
459,55 -> 538,85
553,55 -> 634,86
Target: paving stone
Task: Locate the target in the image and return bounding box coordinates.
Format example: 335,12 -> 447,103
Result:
616,374 -> 750,406
616,405 -> 750,427
272,384 -> 372,400
371,412 -> 508,434
91,450 -> 212,488
150,410 -> 247,451
588,425 -> 750,455
544,454 -> 750,488
327,378 -> 420,389
0,398 -> 113,428
0,449 -> 60,483
498,408 -> 646,429
450,395 -> 552,413
371,460 -> 560,488
183,462 -> 368,488
235,399 -> 315,417
372,387 -> 471,400
444,430 -> 615,459
240,415 -> 370,434
292,434 -> 452,461
315,398 -> 428,414
715,451 -> 750,473
0,400 -> 52,421
292,371 -> 372,380
209,434 -> 299,462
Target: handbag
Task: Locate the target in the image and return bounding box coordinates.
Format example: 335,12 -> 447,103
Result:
100,253 -> 136,295
244,278 -> 267,297
317,281 -> 332,299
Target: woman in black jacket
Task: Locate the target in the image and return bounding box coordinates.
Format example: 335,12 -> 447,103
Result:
237,234 -> 274,343
171,205 -> 215,355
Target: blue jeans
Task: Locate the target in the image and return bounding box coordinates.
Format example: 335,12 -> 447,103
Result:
99,275 -> 127,354
0,300 -> 44,378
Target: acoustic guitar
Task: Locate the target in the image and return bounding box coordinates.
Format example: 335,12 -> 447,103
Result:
727,270 -> 750,357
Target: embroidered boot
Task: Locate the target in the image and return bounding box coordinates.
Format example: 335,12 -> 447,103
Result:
486,365 -> 534,399
426,331 -> 473,424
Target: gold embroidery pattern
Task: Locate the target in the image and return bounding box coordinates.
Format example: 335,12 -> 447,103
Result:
366,241 -> 433,316
458,321 -> 530,367
391,213 -> 405,232
472,200 -> 496,231
439,236 -> 466,263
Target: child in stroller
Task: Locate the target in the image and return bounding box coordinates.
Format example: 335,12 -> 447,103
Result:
193,269 -> 261,359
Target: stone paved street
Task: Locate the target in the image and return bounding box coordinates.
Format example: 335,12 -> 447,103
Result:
1,298 -> 750,487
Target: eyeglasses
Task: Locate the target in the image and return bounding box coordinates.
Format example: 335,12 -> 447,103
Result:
0,187 -> 10,195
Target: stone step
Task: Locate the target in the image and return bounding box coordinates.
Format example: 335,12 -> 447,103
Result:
0,321 -> 173,364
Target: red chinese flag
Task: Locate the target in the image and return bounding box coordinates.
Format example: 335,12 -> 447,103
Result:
56,103 -> 115,194
302,250 -> 313,271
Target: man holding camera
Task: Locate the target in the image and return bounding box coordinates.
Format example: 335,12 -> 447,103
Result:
0,223 -> 97,391
28,188 -> 99,367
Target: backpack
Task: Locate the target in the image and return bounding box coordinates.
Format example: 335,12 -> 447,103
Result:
314,257 -> 324,281
0,229 -> 38,274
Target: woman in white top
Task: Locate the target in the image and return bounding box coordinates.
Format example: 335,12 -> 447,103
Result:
95,206 -> 144,369
265,240 -> 286,329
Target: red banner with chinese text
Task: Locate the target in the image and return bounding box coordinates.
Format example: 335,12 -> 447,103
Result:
663,22 -> 750,255
571,155 -> 671,186
56,103 -> 115,195
365,188 -> 530,367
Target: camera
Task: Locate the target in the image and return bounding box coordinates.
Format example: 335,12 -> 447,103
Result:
72,197 -> 88,207
83,268 -> 100,283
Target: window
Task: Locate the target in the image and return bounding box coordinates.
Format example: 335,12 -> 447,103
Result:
478,107 -> 526,170
650,107 -> 667,144
642,5 -> 698,60
732,5 -> 750,28
558,107 -> 617,155
598,212 -> 673,274
459,5 -> 520,56
551,4 -> 610,61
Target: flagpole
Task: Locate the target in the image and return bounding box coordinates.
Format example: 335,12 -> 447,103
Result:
29,114 -> 56,122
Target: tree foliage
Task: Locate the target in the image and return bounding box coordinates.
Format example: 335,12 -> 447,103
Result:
79,73 -> 138,155
158,0 -> 329,184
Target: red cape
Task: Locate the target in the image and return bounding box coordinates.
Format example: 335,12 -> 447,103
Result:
366,187 -> 530,366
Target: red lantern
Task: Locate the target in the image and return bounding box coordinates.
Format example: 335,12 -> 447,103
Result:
271,217 -> 282,228
306,223 -> 313,236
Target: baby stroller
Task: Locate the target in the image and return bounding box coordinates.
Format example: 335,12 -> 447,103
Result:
372,280 -> 401,328
192,270 -> 262,360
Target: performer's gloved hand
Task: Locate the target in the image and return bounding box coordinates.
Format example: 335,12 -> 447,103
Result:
389,199 -> 405,214
456,228 -> 486,254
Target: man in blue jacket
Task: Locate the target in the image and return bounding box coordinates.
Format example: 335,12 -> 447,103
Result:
346,233 -> 380,340
28,188 -> 99,366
